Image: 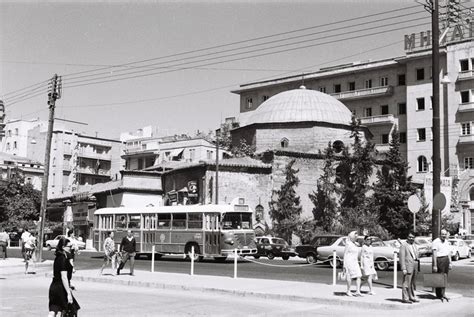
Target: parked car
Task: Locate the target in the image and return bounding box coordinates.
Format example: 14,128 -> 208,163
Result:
317,236 -> 398,271
45,235 -> 86,250
463,239 -> 474,251
414,236 -> 432,257
295,235 -> 341,264
448,238 -> 471,261
254,236 -> 296,260
384,239 -> 402,249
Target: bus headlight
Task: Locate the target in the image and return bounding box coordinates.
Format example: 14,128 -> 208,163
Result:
224,238 -> 234,245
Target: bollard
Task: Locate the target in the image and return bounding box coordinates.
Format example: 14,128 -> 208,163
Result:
234,248 -> 238,279
190,246 -> 195,276
8,240 -> 10,248
333,250 -> 337,286
151,245 -> 155,273
393,251 -> 398,289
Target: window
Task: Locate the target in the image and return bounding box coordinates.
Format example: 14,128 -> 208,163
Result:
7,130 -> 11,137
188,213 -> 203,229
262,95 -> 269,102
280,138 -> 289,148
380,77 -> 388,86
116,215 -> 127,229
364,107 -> 372,117
137,158 -> 143,170
158,213 -> 171,228
172,213 -> 186,229
417,156 -> 429,172
207,150 -> 214,159
365,79 -> 372,89
6,143 -> 10,150
128,215 -> 140,228
189,149 -> 195,162
461,90 -> 471,103
333,140 -> 344,153
461,122 -> 472,135
399,132 -> 407,143
416,97 -> 425,111
334,84 -> 341,93
319,87 -> 326,93
416,68 -> 425,80
398,74 -> 406,86
465,157 -> 474,169
13,141 -> 17,149
381,134 -> 389,144
460,59 -> 469,71
246,98 -> 253,109
348,82 -> 355,91
380,105 -> 389,115
417,128 -> 426,141
398,103 -> 406,115
14,128 -> 18,136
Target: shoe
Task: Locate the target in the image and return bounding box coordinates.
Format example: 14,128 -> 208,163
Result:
354,292 -> 362,297
442,296 -> 450,302
116,269 -> 120,275
369,291 -> 376,295
346,292 -> 354,297
401,300 -> 412,304
410,299 -> 419,303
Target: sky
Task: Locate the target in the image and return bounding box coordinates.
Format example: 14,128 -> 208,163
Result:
1,0 -> 436,140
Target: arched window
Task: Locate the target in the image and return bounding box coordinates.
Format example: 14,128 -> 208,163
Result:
333,140 -> 344,153
280,138 -> 289,148
417,156 -> 428,172
469,187 -> 474,201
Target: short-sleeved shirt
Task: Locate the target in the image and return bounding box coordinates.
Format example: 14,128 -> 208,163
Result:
21,232 -> 31,243
432,238 -> 451,257
53,253 -> 68,282
104,237 -> 115,256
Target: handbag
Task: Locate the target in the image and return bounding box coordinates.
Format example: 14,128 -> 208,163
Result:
337,270 -> 346,281
62,296 -> 80,317
423,273 -> 447,288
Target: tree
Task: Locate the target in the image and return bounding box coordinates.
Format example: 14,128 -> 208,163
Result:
372,129 -> 416,238
309,142 -> 339,232
231,138 -> 255,158
0,169 -> 41,229
268,159 -> 303,242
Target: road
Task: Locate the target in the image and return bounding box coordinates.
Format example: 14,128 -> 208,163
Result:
7,248 -> 474,298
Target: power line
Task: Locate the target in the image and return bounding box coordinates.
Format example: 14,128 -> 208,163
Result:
60,4 -> 422,79
62,20 -> 431,89
1,79 -> 49,99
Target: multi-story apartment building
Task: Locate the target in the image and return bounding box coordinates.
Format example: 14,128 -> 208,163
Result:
0,118 -> 45,155
231,27 -> 473,234
0,152 -> 43,190
122,133 -> 224,171
0,100 -> 5,141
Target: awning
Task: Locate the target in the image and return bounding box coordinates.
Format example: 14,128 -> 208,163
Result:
169,148 -> 184,158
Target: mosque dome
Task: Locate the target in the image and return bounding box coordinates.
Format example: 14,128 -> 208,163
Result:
240,86 -> 352,127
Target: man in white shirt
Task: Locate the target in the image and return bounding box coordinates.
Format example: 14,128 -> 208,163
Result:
432,229 -> 452,301
20,228 -> 31,262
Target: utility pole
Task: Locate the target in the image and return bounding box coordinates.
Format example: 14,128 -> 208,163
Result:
38,74 -> 61,262
215,128 -> 219,204
431,0 -> 441,240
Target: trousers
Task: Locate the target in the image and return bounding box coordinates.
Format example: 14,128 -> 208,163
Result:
435,256 -> 449,298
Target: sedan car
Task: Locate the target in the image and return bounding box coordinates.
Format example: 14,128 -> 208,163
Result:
317,236 -> 398,271
448,238 -> 471,261
45,235 -> 86,250
414,236 -> 432,257
254,236 -> 296,260
464,239 -> 474,251
296,235 -> 341,264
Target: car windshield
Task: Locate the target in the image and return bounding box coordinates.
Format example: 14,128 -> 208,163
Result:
222,212 -> 252,230
272,238 -> 288,245
312,236 -> 339,246
448,241 -> 457,246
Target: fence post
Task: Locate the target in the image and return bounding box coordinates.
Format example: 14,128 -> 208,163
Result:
234,248 -> 238,279
151,245 -> 155,273
393,251 -> 398,289
333,250 -> 337,286
190,246 -> 195,276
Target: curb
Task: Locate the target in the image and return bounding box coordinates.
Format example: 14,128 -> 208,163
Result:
60,273 -> 462,310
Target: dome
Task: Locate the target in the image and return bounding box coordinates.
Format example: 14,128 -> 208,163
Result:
240,87 -> 352,127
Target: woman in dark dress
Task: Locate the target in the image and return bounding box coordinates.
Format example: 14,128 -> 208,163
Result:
48,237 -> 79,316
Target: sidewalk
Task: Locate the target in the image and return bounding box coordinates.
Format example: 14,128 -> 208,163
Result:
0,257 -> 466,311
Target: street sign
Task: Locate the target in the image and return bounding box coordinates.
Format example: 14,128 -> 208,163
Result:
433,192 -> 447,210
408,195 -> 422,213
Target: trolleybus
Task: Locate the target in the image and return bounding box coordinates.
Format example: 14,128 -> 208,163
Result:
93,198 -> 257,261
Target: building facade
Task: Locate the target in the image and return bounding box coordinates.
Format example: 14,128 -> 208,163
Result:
231,31 -> 474,235
0,152 -> 43,190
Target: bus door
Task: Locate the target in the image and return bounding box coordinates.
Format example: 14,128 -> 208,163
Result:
204,213 -> 220,255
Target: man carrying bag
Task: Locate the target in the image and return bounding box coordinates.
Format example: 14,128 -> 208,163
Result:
117,230 -> 136,276
430,229 -> 452,302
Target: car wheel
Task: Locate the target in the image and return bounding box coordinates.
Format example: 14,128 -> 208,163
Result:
452,252 -> 459,262
185,243 -> 203,262
375,259 -> 389,271
282,255 -> 290,260
46,245 -> 52,251
329,257 -> 341,268
253,255 -> 260,259
213,256 -> 227,263
267,252 -> 275,260
306,253 -> 316,264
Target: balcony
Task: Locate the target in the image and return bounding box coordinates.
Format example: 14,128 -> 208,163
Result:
63,164 -> 71,171
459,134 -> 474,144
330,86 -> 393,100
78,149 -> 112,161
77,166 -> 111,177
359,114 -> 396,126
458,70 -> 474,81
458,102 -> 474,112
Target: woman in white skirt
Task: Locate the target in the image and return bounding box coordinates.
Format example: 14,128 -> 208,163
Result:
360,236 -> 377,295
343,231 -> 362,296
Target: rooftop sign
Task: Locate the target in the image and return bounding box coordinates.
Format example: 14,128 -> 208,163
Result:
404,22 -> 473,52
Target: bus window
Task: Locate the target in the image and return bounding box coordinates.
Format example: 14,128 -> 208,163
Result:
101,215 -> 113,229
116,214 -> 127,229
158,213 -> 171,229
222,213 -> 252,230
172,213 -> 186,229
144,216 -> 150,230
129,215 -> 140,228
241,213 -> 251,229
150,214 -> 157,229
188,213 -> 202,229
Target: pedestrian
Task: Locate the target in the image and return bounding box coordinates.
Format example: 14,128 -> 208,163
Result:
432,229 -> 452,302
0,227 -> 9,259
117,229 -> 136,276
343,230 -> 362,297
24,233 -> 37,274
99,231 -> 116,276
400,232 -> 419,304
48,237 -> 80,317
360,236 -> 377,295
21,228 -> 31,262
67,229 -> 78,273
